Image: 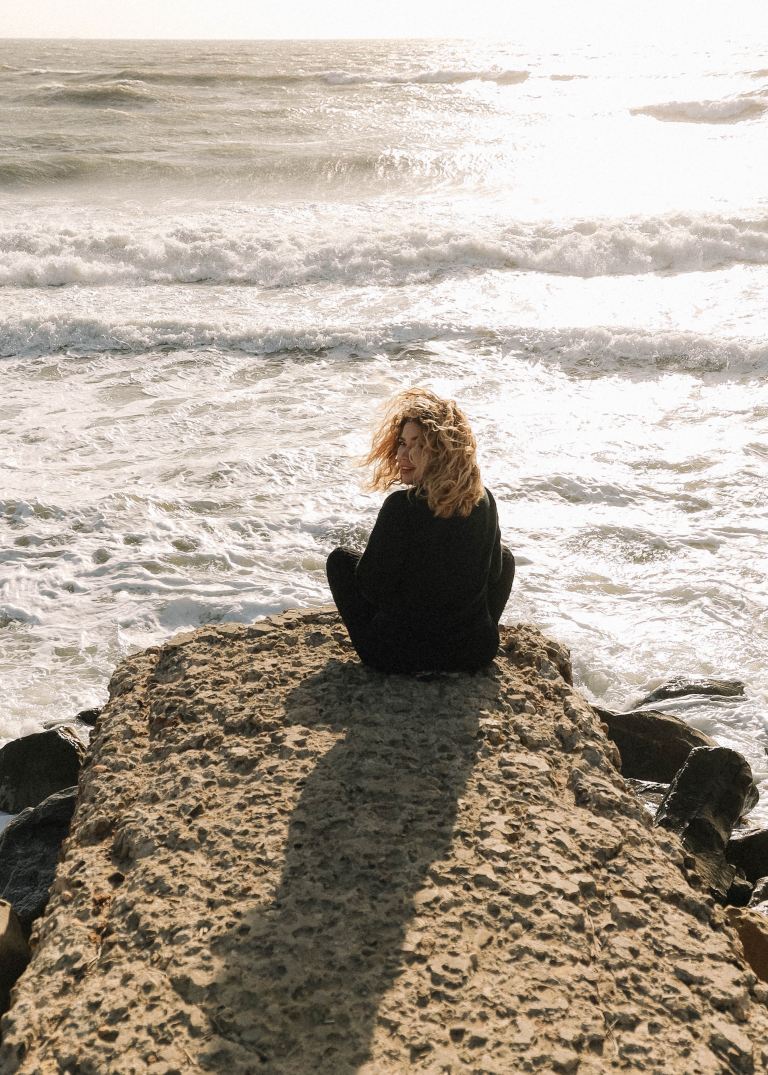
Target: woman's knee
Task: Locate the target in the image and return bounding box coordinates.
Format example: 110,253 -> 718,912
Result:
326,546 -> 359,582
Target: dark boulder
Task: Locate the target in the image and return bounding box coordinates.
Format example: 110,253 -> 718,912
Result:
633,677 -> 744,709
728,827 -> 768,885
0,787 -> 77,934
75,707 -> 101,728
726,871 -> 754,907
0,900 -> 29,1014
0,727 -> 85,813
593,705 -> 716,782
655,746 -> 758,901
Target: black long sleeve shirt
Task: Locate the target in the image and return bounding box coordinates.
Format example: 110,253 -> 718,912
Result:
354,486 -> 503,671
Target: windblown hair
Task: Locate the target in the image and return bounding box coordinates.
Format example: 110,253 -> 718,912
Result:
364,388 -> 485,518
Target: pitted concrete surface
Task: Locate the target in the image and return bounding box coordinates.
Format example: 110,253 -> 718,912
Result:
2,610 -> 767,1074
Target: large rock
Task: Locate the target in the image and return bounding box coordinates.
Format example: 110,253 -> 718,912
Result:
0,788 -> 77,933
655,746 -> 758,901
634,677 -> 745,708
0,728 -> 84,813
75,707 -> 101,728
729,828 -> 768,885
2,612 -> 768,1074
593,705 -> 716,782
0,901 -> 29,1015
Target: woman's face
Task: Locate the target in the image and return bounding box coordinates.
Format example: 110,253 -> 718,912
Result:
396,420 -> 428,485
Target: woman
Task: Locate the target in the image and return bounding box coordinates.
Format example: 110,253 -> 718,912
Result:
326,388 -> 515,674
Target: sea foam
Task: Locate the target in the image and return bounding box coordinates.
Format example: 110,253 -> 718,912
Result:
1,313 -> 765,376
631,94 -> 768,123
2,212 -> 768,287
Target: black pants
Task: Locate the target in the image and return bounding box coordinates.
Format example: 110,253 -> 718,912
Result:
326,546 -> 515,675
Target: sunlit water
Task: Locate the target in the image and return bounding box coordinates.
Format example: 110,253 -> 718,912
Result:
1,38 -> 767,818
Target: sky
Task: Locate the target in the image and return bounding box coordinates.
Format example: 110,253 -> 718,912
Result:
2,0 -> 766,45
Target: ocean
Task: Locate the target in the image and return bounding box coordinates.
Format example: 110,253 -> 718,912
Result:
1,38 -> 767,816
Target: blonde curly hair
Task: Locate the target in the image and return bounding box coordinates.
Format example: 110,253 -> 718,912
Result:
364,388 -> 485,518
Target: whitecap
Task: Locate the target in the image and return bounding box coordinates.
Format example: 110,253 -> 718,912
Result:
3,211 -> 768,289
631,94 -> 768,124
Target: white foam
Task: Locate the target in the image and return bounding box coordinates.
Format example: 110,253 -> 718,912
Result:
1,311 -> 766,376
3,211 -> 768,289
632,94 -> 768,123
319,68 -> 529,86
0,604 -> 43,627
507,325 -> 768,374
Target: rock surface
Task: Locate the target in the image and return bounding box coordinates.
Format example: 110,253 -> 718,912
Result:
593,706 -> 716,782
625,779 -> 670,814
0,788 -> 78,933
726,908 -> 768,984
75,707 -> 102,728
633,677 -> 745,708
2,610 -> 768,1074
0,728 -> 84,814
0,902 -> 29,1015
655,747 -> 758,902
750,877 -> 768,909
729,827 -> 768,885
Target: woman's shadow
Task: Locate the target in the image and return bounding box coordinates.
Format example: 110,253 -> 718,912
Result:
207,657 -> 495,1073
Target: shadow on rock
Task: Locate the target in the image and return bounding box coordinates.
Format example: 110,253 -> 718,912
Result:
205,658 -> 488,1073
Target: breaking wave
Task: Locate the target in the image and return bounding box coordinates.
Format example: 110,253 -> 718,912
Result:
1,314 -> 765,376
2,212 -> 768,288
78,66 -> 530,88
631,94 -> 768,124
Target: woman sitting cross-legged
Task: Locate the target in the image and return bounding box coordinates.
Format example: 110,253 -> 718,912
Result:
326,387 -> 515,674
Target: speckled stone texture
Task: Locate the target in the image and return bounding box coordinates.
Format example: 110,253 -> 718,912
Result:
2,609 -> 767,1075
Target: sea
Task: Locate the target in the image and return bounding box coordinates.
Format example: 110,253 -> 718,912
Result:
1,38 -> 767,818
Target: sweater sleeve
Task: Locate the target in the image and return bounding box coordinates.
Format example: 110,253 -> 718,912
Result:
355,492 -> 410,606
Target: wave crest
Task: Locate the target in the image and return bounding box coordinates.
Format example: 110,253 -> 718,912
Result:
631,93 -> 768,124
37,66 -> 530,89
2,212 -> 767,288
29,80 -> 158,108
0,315 -> 765,376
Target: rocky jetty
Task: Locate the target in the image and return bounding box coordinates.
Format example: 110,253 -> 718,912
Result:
2,609 -> 768,1074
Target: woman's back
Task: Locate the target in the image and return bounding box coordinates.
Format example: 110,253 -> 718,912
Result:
326,387 -> 514,674
356,487 -> 501,631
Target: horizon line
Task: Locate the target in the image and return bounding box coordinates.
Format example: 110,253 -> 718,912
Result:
0,34 -> 495,42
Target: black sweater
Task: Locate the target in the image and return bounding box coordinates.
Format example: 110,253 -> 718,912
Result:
354,487 -> 503,671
